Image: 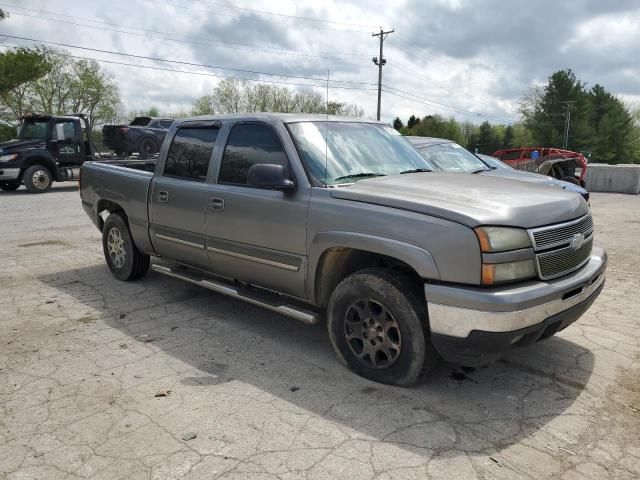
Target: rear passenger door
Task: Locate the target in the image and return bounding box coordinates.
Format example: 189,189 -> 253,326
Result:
204,121 -> 310,298
149,123 -> 219,270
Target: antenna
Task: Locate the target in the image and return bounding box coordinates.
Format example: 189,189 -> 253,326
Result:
324,69 -> 329,186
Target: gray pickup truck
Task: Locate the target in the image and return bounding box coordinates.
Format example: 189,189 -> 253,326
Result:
80,114 -> 607,386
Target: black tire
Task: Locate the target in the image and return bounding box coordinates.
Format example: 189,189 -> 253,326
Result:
0,181 -> 20,191
327,268 -> 439,386
138,138 -> 158,156
23,165 -> 52,193
562,176 -> 581,185
102,213 -> 150,281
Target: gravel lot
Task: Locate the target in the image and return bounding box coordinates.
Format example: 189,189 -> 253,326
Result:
1,183 -> 639,480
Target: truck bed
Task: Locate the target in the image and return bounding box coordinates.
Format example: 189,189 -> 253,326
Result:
80,160 -> 155,253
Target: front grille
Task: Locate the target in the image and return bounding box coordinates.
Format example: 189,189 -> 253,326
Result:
537,236 -> 593,280
531,214 -> 593,250
529,214 -> 594,280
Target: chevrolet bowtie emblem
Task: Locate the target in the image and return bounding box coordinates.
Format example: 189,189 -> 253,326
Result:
570,233 -> 585,251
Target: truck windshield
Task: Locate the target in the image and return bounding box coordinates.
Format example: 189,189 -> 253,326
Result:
418,143 -> 490,173
19,120 -> 48,140
287,122 -> 434,186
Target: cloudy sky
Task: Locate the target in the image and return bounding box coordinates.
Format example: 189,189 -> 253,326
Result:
1,0 -> 639,123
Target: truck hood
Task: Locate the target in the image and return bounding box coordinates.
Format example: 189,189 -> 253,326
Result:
0,138 -> 45,154
330,172 -> 589,228
479,168 -> 588,195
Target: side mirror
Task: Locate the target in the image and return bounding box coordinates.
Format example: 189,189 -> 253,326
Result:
247,164 -> 295,191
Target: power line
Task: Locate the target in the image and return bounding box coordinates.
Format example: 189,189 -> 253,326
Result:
0,44 -> 378,91
187,0 -> 379,28
0,5 -> 367,59
382,85 -> 516,123
1,34 -> 377,86
141,0 -> 373,33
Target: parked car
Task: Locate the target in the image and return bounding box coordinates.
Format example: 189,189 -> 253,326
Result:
80,114 -> 606,386
407,137 -> 589,201
477,153 -> 589,200
102,116 -> 175,155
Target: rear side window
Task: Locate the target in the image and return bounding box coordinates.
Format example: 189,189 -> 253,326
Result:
159,119 -> 174,129
163,127 -> 218,182
219,123 -> 288,185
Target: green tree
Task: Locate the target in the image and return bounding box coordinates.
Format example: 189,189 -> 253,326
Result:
392,117 -> 403,130
0,47 -> 51,96
587,84 -> 635,163
521,69 -> 594,151
0,48 -> 120,129
503,125 -> 514,148
147,106 -> 160,117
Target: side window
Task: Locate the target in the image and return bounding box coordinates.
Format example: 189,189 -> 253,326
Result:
163,127 -> 218,182
219,123 -> 289,186
159,119 -> 174,129
53,121 -> 76,141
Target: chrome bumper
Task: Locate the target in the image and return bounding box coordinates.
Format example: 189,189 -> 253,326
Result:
0,168 -> 20,180
425,246 -> 607,338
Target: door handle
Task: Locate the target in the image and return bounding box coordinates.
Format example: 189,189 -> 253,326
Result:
208,197 -> 225,211
156,191 -> 169,202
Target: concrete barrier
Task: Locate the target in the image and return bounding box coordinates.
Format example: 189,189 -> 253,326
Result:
585,163 -> 640,194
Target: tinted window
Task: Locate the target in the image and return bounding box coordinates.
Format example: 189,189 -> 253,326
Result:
219,123 -> 288,185
163,127 -> 218,181
159,119 -> 174,129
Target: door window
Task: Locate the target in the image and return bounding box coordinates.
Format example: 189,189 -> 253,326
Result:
52,120 -> 76,141
163,127 -> 218,181
219,123 -> 289,186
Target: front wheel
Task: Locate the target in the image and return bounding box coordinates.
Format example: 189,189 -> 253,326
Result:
0,181 -> 20,191
23,165 -> 52,193
102,213 -> 150,281
327,268 -> 439,386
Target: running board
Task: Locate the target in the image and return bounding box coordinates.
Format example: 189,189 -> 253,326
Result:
151,264 -> 320,325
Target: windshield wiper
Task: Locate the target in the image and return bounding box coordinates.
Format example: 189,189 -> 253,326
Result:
400,168 -> 432,174
334,172 -> 386,181
470,168 -> 491,174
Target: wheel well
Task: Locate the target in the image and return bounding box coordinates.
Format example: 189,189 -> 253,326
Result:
96,199 -> 128,232
314,247 -> 423,308
21,156 -> 55,178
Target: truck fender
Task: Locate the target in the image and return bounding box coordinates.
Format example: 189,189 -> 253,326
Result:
21,153 -> 57,178
307,231 -> 441,305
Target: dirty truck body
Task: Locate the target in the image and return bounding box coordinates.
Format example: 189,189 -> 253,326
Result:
80,114 -> 607,386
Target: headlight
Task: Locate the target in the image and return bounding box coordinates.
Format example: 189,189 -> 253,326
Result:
0,153 -> 18,162
475,226 -> 531,252
482,259 -> 536,285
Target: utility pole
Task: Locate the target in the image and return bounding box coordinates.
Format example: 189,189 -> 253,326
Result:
372,28 -> 394,121
561,101 -> 575,149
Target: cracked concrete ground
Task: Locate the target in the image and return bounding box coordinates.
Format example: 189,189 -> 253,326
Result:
1,183 -> 639,479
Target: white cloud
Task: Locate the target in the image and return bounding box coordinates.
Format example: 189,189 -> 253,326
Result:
1,0 -> 639,123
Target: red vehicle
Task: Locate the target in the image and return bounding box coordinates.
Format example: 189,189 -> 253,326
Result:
491,147 -> 587,186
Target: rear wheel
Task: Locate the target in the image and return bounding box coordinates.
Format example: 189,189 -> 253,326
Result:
138,138 -> 158,156
102,213 -> 150,281
23,165 -> 52,193
0,181 -> 20,191
327,268 -> 439,386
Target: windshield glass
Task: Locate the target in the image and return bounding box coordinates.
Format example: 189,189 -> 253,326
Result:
287,122 -> 435,185
417,143 -> 489,173
19,120 -> 48,140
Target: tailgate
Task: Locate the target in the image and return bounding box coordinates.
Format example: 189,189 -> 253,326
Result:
102,125 -> 127,146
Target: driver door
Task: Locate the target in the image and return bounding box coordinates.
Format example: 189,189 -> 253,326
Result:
49,119 -> 83,165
